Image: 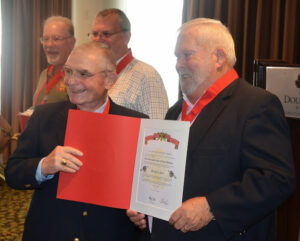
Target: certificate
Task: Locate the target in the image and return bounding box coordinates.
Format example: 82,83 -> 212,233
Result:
130,119 -> 189,220
57,110 -> 189,221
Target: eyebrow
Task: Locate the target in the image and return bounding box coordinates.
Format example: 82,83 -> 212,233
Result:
77,69 -> 90,74
64,66 -> 92,74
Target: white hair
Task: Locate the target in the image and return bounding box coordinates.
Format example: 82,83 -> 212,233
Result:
44,16 -> 74,36
72,42 -> 116,71
179,18 -> 236,66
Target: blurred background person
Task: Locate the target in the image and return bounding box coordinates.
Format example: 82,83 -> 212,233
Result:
33,16 -> 76,106
91,8 -> 168,119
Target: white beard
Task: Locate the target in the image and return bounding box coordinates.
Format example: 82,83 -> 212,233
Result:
179,64 -> 212,96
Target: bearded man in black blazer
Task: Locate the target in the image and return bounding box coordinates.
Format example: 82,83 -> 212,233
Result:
5,42 -> 147,241
127,18 -> 295,241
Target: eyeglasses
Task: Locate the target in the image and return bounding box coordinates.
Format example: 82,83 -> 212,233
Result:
64,66 -> 113,80
87,30 -> 125,39
40,35 -> 72,44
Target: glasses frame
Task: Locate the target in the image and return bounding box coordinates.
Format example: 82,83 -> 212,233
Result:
87,30 -> 126,39
64,66 -> 114,80
40,35 -> 72,44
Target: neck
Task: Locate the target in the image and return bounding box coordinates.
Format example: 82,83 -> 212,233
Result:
52,65 -> 63,73
76,96 -> 107,112
77,103 -> 103,112
186,91 -> 203,104
116,48 -> 130,61
187,78 -> 215,104
186,66 -> 234,104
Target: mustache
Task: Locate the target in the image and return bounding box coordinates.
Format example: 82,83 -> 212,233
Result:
177,69 -> 193,78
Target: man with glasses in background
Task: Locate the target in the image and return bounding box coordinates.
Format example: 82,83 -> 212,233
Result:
5,42 -> 147,241
33,16 -> 76,106
90,8 -> 169,119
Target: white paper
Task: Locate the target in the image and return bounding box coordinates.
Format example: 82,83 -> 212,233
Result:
130,119 -> 190,221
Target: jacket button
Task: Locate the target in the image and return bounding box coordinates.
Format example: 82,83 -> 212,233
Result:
83,211 -> 88,216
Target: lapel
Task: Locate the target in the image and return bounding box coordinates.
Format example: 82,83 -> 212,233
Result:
108,97 -> 119,115
168,80 -> 239,158
165,99 -> 183,120
187,79 -> 238,154
54,101 -> 77,145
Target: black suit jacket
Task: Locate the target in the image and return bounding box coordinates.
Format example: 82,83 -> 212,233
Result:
145,79 -> 295,241
5,99 -> 148,241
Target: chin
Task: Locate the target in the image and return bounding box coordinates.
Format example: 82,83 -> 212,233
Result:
69,97 -> 81,105
181,83 -> 197,96
47,58 -> 60,66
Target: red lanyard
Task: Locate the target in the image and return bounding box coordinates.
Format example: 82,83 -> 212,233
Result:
34,65 -> 64,105
116,51 -> 134,74
102,98 -> 110,114
181,68 -> 238,123
45,66 -> 64,94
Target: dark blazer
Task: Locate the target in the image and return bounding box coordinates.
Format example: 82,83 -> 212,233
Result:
5,99 -> 148,241
146,79 -> 295,241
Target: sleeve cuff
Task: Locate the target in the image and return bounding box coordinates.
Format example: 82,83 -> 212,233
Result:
35,158 -> 54,184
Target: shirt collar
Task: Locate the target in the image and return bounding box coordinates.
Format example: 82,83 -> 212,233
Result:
116,49 -> 132,64
94,96 -> 109,113
183,94 -> 200,114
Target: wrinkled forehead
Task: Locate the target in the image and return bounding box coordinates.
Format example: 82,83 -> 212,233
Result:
67,48 -> 113,71
175,29 -> 202,52
176,25 -> 218,53
43,21 -> 68,35
68,49 -> 99,66
94,14 -> 120,30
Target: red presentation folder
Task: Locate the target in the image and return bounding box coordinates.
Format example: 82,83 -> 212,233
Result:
56,109 -> 142,209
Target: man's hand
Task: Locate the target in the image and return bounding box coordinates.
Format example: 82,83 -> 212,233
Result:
126,209 -> 146,230
41,146 -> 83,176
169,197 -> 214,233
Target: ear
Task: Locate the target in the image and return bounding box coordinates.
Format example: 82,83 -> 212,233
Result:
105,71 -> 118,90
123,31 -> 131,45
69,37 -> 76,49
213,48 -> 226,72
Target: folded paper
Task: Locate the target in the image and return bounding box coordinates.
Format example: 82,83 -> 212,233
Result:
57,110 -> 189,220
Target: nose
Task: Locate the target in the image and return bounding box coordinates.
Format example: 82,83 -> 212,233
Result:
176,56 -> 184,70
64,73 -> 77,86
43,39 -> 56,48
92,34 -> 100,42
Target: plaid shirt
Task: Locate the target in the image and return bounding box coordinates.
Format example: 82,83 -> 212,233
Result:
108,58 -> 169,119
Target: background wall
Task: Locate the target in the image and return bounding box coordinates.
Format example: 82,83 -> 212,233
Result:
72,0 -> 126,46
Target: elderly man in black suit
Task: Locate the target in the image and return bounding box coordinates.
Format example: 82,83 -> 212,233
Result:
127,18 -> 295,241
5,42 -> 147,241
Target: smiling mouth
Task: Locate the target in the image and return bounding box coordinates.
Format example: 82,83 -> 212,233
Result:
46,51 -> 59,56
179,73 -> 193,80
181,73 -> 190,78
69,89 -> 86,95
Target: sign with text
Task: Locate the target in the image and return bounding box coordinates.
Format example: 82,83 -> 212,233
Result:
266,66 -> 300,118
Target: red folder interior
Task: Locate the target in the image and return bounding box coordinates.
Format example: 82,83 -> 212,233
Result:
57,109 -> 141,209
